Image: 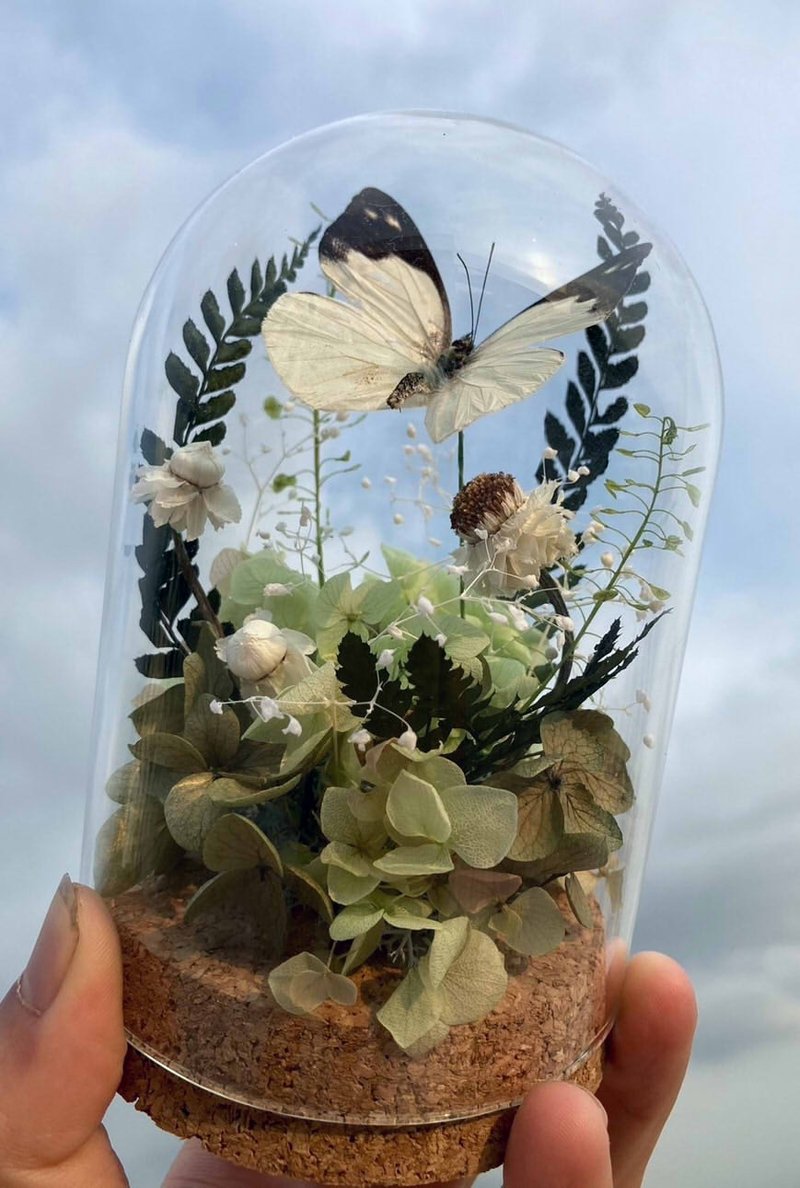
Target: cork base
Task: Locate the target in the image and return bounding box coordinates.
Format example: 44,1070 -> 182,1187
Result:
111,871 -> 608,1183
119,1042 -> 603,1185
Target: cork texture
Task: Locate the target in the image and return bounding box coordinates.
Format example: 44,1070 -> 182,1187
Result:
119,1044 -> 603,1185
112,875 -> 607,1183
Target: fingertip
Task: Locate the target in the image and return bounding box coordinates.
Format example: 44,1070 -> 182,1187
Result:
615,952 -> 698,1055
505,1082 -> 612,1188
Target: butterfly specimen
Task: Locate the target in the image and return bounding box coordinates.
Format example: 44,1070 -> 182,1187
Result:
262,187 -> 651,443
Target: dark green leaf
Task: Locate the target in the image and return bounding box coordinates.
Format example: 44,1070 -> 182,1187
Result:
603,357 -> 639,389
585,324 -> 609,367
227,268 -> 245,315
182,318 -> 210,371
206,363 -> 246,392
577,351 -> 596,400
250,258 -> 263,299
192,423 -> 226,446
618,301 -> 648,325
165,352 -> 199,402
135,650 -> 185,679
194,391 -> 236,425
201,290 -> 225,343
140,429 -> 170,466
215,338 -> 252,363
565,382 -> 586,437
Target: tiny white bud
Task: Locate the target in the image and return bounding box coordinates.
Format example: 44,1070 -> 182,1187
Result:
384,475 -> 397,486
600,552 -> 614,569
397,727 -> 417,752
577,465 -> 591,477
406,423 -> 417,439
349,728 -> 371,749
421,503 -> 433,519
336,410 -> 349,423
387,625 -> 404,639
417,444 -> 433,462
209,699 -> 224,716
428,536 -> 442,547
434,632 -> 447,647
636,689 -> 652,713
393,513 -> 405,525
488,611 -> 508,625
543,446 -> 558,460
446,563 -> 469,575
643,733 -> 656,749
554,615 -> 574,633
361,477 -> 372,490
299,505 -> 312,527
263,583 -> 291,597
416,595 -> 435,617
377,649 -> 394,671
282,715 -> 303,737
507,605 -> 529,632
403,445 -> 415,457
567,469 -> 580,483
255,697 -> 282,722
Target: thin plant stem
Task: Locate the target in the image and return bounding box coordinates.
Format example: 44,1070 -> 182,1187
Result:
171,530 -> 224,638
312,409 -> 325,587
457,430 -> 466,618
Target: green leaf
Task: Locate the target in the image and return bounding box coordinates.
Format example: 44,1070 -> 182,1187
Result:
508,781 -> 565,862
183,694 -> 240,768
437,784 -> 518,868
376,965 -> 442,1050
385,771 -> 451,844
183,869 -> 248,923
272,473 -> 296,493
182,652 -> 206,719
448,869 -> 522,915
329,899 -> 385,941
194,391 -> 236,425
132,732 -> 207,773
94,798 -> 180,896
163,772 -> 223,851
633,402 -> 651,417
565,872 -> 594,928
374,844 -> 454,877
182,318 -> 210,370
541,711 -> 634,813
263,395 -> 283,419
227,268 -> 245,315
202,813 -> 282,874
206,363 -> 246,392
200,290 -> 225,343
326,862 -> 381,906
559,780 -> 623,849
425,920 -> 508,1025
509,833 -> 610,884
490,888 -> 565,956
341,921 -> 384,975
284,863 -> 334,923
279,663 -> 360,734
130,682 -> 185,738
192,423 -> 226,447
215,338 -> 251,363
165,352 -> 199,402
268,952 -> 357,1016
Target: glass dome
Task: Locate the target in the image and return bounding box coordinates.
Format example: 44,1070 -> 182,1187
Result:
83,111 -> 721,1151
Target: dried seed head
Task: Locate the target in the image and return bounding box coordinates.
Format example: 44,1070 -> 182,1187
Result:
450,472 -> 525,542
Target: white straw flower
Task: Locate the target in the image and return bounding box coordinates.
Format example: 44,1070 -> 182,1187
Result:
131,441 -> 241,541
215,617 -> 314,697
397,728 -> 418,751
450,473 -> 577,597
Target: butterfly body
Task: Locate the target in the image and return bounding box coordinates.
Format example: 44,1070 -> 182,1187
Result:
263,187 -> 650,442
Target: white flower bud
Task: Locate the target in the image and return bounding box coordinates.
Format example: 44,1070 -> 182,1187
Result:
349,728 -> 372,749
215,619 -> 288,682
264,583 -> 291,597
406,423 -> 417,439
209,699 -> 224,716
567,469 -> 580,483
601,552 -> 614,569
361,477 -> 372,490
643,733 -> 656,749
255,697 -> 282,721
416,595 -> 435,617
397,728 -> 417,751
636,689 -> 652,713
543,446 -> 558,460
393,513 -> 405,525
377,649 -> 394,671
169,441 -> 225,489
282,715 -> 303,737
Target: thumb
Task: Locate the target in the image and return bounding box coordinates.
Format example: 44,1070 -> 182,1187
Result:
0,875 -> 128,1186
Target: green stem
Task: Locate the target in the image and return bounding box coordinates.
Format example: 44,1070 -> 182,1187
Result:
570,418 -> 668,658
456,431 -> 467,618
312,410 -> 325,587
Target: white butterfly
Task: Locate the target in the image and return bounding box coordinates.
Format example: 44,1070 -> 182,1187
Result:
262,188 -> 650,444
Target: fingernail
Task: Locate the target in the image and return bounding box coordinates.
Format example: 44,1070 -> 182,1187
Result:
16,874 -> 79,1016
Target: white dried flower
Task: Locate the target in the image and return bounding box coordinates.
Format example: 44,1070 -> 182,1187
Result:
577,465 -> 591,477
643,733 -> 656,749
488,611 -> 508,625
428,536 -> 442,547
600,552 -> 614,569
387,625 -> 404,639
215,617 -> 314,697
255,696 -> 283,722
384,475 -> 397,486
416,595 -> 435,617
567,469 -> 580,483
417,444 -> 433,462
507,604 -> 529,632
393,513 -> 405,525
264,583 -> 291,597
282,715 -> 303,737
636,689 -> 652,713
434,632 -> 447,647
349,728 -> 372,749
209,699 -> 224,716
450,474 -> 577,597
377,649 -> 394,671
406,423 -> 417,439
542,446 -> 558,461
131,441 -> 241,541
553,614 -> 574,633
361,477 -> 372,490
397,728 -> 417,751
403,445 -> 416,457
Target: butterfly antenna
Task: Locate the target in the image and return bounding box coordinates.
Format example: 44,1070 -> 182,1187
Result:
456,252 -> 475,339
474,242 -> 495,340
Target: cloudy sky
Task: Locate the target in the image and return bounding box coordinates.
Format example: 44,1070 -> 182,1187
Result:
1,2 -> 798,1185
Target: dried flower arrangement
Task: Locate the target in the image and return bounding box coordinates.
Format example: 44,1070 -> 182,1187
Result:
97,184 -> 706,1175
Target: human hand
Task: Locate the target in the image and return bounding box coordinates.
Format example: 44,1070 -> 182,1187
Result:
0,876 -> 696,1187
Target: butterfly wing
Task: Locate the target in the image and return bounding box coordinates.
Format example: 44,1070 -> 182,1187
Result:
263,187 -> 451,411
424,242 -> 651,442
